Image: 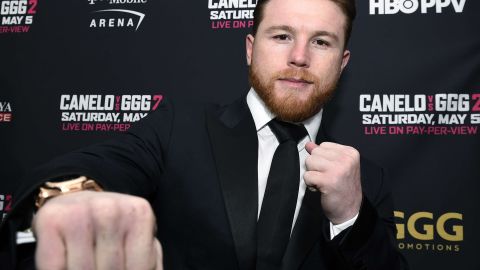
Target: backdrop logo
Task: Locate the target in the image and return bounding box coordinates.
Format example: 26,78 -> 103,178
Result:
395,211 -> 463,252
88,0 -> 147,31
208,0 -> 256,30
0,101 -> 13,122
369,0 -> 466,15
0,0 -> 38,34
359,93 -> 480,136
59,94 -> 163,132
88,0 -> 147,4
0,194 -> 13,221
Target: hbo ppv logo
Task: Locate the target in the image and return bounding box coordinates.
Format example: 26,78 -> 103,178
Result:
370,0 -> 467,15
395,211 -> 463,241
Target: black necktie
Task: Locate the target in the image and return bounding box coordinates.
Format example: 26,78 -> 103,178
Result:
256,119 -> 308,270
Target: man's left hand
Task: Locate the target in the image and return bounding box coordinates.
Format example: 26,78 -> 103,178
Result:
304,142 -> 362,225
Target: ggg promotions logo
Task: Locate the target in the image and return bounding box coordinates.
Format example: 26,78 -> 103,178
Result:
0,101 -> 13,122
359,93 -> 480,136
395,211 -> 463,252
0,0 -> 38,34
59,94 -> 163,132
369,0 -> 466,15
0,194 -> 12,221
88,0 -> 147,31
208,0 -> 256,30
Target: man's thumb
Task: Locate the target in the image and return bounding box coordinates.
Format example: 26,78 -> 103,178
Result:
305,142 -> 318,154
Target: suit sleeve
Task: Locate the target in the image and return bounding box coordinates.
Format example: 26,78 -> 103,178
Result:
324,159 -> 410,270
0,99 -> 175,269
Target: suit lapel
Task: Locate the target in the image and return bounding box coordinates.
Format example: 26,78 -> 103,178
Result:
206,97 -> 259,270
281,124 -> 329,270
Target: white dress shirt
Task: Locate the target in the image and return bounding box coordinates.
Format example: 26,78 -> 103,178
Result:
246,88 -> 358,239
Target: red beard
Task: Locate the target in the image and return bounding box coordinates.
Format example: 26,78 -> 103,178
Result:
249,65 -> 338,122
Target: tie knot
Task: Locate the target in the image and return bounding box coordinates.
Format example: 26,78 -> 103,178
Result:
268,119 -> 308,143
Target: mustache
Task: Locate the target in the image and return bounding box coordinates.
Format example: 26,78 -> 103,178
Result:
272,69 -> 319,84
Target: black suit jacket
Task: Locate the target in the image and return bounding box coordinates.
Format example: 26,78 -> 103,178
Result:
0,96 -> 408,269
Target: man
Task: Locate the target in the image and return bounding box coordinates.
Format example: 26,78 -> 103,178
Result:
0,0 -> 408,269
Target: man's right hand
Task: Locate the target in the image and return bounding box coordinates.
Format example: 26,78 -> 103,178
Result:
32,191 -> 163,270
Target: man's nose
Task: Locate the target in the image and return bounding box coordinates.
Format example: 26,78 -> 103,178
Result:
288,42 -> 310,68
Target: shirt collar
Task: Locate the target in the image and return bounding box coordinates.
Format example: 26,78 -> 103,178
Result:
246,88 -> 323,142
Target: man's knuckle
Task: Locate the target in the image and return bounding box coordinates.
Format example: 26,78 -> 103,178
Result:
37,204 -> 71,227
131,197 -> 154,221
344,146 -> 360,158
94,196 -> 118,210
91,198 -> 121,224
338,154 -> 352,165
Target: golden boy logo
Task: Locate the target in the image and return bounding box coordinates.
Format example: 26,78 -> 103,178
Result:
394,211 -> 463,252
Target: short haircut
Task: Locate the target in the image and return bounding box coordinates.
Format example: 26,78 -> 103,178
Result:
251,0 -> 356,46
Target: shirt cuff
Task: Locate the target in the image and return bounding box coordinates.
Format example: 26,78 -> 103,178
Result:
17,229 -> 36,245
16,213 -> 36,245
329,213 -> 359,240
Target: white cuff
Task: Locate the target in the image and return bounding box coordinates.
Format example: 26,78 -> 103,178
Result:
17,229 -> 36,245
329,213 -> 359,240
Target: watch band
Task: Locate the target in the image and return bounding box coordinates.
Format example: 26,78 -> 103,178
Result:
35,176 -> 103,209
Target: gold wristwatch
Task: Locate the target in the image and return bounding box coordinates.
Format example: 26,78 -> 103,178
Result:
35,176 -> 103,209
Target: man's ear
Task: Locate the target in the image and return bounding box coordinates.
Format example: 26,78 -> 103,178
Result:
246,34 -> 255,66
340,49 -> 350,72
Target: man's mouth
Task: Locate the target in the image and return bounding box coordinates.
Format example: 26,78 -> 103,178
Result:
278,77 -> 313,86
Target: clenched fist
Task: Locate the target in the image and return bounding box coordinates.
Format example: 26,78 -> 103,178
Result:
304,142 -> 362,225
32,191 -> 163,270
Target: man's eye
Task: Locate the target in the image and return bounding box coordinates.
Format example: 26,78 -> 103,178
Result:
314,39 -> 329,47
273,34 -> 290,41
